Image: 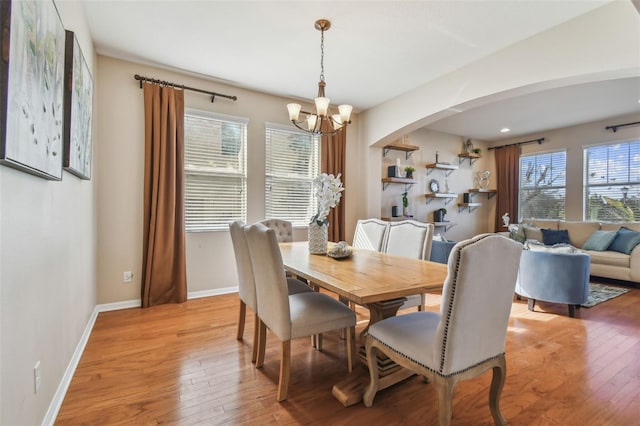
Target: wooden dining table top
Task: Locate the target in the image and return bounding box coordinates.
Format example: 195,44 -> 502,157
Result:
279,241 -> 449,306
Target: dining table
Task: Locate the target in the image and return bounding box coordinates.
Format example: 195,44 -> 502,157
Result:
279,241 -> 449,407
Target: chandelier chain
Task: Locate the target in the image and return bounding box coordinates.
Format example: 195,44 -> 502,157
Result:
319,27 -> 325,83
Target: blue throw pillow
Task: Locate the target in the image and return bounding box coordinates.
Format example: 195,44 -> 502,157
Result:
541,228 -> 570,245
582,230 -> 618,251
609,227 -> 640,255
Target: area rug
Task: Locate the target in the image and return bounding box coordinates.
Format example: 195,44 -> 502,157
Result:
581,283 -> 631,308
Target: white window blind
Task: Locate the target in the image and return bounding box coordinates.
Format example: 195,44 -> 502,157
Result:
519,150 -> 566,220
265,124 -> 320,227
184,110 -> 248,231
584,140 -> 640,222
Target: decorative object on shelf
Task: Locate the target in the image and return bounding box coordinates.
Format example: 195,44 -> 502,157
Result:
475,170 -> 491,189
472,148 -> 482,156
402,191 -> 409,216
463,192 -> 471,203
309,172 -> 344,254
464,138 -> 474,153
404,166 -> 415,179
429,179 -> 440,193
387,165 -> 399,177
435,150 -> 439,163
502,213 -> 510,228
392,205 -> 399,217
433,208 -> 447,222
444,175 -> 450,193
286,19 -> 352,136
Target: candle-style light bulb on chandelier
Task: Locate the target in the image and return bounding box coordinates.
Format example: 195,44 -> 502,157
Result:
286,19 -> 352,136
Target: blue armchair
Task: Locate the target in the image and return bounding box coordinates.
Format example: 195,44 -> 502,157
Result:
515,250 -> 590,317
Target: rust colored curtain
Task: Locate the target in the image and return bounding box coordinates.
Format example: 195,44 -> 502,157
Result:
321,125 -> 347,242
494,145 -> 521,231
141,84 -> 187,307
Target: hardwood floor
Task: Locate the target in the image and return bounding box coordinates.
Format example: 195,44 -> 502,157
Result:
56,286 -> 640,425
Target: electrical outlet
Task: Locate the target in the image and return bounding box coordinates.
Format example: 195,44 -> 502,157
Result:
34,361 -> 41,393
123,271 -> 133,283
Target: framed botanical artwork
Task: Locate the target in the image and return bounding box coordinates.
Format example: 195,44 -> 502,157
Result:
63,30 -> 93,180
0,0 -> 66,180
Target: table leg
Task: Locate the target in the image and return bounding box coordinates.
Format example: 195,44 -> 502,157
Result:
332,297 -> 412,407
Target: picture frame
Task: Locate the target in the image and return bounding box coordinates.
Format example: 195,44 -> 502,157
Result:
0,0 -> 66,180
63,30 -> 93,180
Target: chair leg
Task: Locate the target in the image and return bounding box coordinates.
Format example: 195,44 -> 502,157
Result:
568,304 -> 575,318
527,298 -> 536,312
277,340 -> 291,402
317,333 -> 323,351
256,320 -> 267,368
418,293 -> 426,311
489,357 -> 508,426
251,313 -> 260,363
363,339 -> 380,407
237,300 -> 246,340
435,375 -> 455,426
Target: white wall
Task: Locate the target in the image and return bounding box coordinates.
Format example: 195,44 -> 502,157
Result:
360,1 -> 640,147
0,2 -> 97,425
96,57 -> 364,303
490,112 -> 640,222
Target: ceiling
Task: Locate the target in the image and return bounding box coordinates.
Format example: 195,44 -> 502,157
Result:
83,1 -> 640,141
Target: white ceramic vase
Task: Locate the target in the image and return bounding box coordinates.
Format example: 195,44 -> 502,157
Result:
308,222 -> 328,254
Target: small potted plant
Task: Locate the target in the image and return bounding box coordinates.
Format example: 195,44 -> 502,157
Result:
404,166 -> 415,179
472,148 -> 482,156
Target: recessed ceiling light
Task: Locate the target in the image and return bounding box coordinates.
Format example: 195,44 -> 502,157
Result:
500,127 -> 511,133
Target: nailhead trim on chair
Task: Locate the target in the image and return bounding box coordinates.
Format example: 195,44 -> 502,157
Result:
367,334 -> 505,379
439,234 -> 494,374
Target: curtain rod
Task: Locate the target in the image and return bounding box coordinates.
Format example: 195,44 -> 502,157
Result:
488,137 -> 545,151
605,120 -> 640,133
134,74 -> 237,103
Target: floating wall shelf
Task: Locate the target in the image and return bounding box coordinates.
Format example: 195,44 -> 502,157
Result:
457,202 -> 482,213
467,189 -> 497,200
381,177 -> 418,191
425,193 -> 457,205
458,152 -> 481,165
425,163 -> 458,177
432,222 -> 456,232
383,143 -> 420,160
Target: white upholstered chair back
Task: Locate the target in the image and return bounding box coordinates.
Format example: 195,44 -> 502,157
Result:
384,220 -> 434,260
435,234 -> 522,375
353,219 -> 389,251
260,219 -> 293,243
244,223 -> 293,341
229,221 -> 257,312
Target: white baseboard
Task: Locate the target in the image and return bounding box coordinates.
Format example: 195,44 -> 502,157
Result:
41,306 -> 100,426
41,286 -> 238,425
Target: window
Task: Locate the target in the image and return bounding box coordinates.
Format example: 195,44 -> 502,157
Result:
519,151 -> 566,220
584,140 -> 640,222
265,124 -> 320,227
184,110 -> 248,231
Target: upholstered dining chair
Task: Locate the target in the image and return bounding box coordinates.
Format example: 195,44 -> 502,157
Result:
352,218 -> 389,251
363,234 -> 523,426
229,221 -> 312,363
260,218 -> 293,242
384,220 -> 434,311
244,223 -> 356,402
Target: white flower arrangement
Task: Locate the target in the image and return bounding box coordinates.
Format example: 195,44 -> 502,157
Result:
311,173 -> 344,226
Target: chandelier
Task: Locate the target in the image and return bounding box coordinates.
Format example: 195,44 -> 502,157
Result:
286,19 -> 353,136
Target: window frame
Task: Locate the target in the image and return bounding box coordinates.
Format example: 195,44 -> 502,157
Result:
183,108 -> 248,232
264,122 -> 321,228
518,149 -> 567,221
583,139 -> 640,223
